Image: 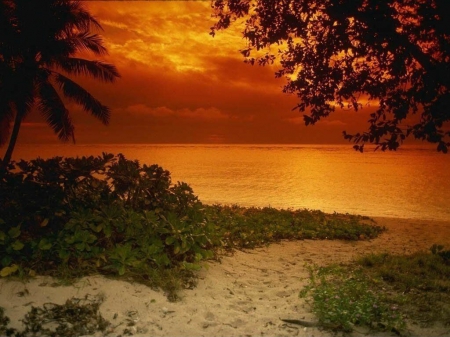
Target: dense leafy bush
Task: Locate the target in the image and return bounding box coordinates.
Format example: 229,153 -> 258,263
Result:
0,153 -> 384,298
0,154 -> 218,295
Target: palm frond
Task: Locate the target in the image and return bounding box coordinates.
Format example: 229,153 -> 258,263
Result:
0,0 -> 17,56
66,31 -> 108,55
40,32 -> 108,65
66,1 -> 103,32
54,73 -> 110,125
37,79 -> 74,142
53,57 -> 120,82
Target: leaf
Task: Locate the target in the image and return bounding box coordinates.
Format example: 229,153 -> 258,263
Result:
38,238 -> 52,251
194,253 -> 203,262
40,218 -> 49,227
58,250 -> 70,259
182,262 -> 201,271
1,256 -> 12,267
165,236 -> 176,245
156,254 -> 171,267
12,240 -> 24,251
8,226 -> 21,239
89,223 -> 103,233
0,264 -> 19,277
144,243 -> 162,255
118,265 -> 126,276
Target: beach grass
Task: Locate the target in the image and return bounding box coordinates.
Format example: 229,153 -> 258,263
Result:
300,246 -> 450,334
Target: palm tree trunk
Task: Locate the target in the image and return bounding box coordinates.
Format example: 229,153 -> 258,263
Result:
1,108 -> 23,168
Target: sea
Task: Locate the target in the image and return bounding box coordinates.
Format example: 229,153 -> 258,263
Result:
4,143 -> 450,221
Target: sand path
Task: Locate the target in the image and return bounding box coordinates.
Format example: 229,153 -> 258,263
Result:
1,217 -> 450,337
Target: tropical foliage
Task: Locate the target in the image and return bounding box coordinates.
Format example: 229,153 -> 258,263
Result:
0,154 -> 217,297
205,204 -> 383,249
0,0 -> 119,165
211,0 -> 450,152
0,153 -> 382,298
300,246 -> 450,334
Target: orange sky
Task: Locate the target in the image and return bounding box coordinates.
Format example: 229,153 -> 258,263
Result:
19,1 -> 376,145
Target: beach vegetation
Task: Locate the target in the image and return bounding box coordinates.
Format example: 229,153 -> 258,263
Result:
0,295 -> 110,337
0,153 -> 383,301
301,245 -> 450,334
205,204 -> 383,249
357,248 -> 450,326
0,153 -> 218,300
300,264 -> 406,333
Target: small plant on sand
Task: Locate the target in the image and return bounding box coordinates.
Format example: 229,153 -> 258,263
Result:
205,205 -> 384,249
0,296 -> 109,337
0,307 -> 15,337
301,246 -> 450,334
357,246 -> 450,326
300,265 -> 406,333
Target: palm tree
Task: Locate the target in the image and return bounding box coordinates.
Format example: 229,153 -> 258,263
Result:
0,0 -> 120,166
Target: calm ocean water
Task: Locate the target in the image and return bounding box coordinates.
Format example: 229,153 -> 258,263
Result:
4,143 -> 450,221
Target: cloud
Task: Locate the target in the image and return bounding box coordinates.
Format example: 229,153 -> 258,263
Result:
286,117 -> 347,127
125,104 -> 174,117
321,120 -> 347,127
124,104 -> 228,120
11,1 -> 379,145
177,107 -> 228,120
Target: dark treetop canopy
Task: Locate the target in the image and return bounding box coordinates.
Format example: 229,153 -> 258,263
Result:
211,0 -> 450,152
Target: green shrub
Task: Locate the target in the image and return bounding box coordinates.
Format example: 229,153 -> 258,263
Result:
300,265 -> 405,333
0,153 -> 385,298
0,154 -> 218,296
205,205 -> 384,249
357,248 -> 450,326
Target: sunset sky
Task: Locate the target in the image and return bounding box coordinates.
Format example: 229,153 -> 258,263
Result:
20,1 -> 378,145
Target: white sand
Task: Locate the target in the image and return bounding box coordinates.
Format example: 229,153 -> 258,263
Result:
1,217 -> 450,337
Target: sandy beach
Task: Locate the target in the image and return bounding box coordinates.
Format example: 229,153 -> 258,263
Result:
1,217 -> 450,337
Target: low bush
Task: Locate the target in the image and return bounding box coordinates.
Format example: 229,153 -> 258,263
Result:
357,247 -> 450,326
0,154 -> 219,299
301,246 -> 450,334
0,153 -> 384,299
300,265 -> 405,333
205,204 -> 384,249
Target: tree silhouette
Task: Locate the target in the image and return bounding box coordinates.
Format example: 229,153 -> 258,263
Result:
211,0 -> 450,152
0,0 -> 120,166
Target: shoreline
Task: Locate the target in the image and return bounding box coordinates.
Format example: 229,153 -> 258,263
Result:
1,216 -> 450,337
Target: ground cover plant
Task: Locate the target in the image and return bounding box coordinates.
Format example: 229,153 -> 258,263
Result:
0,154 -> 382,293
300,245 -> 450,335
0,153 -> 387,335
205,204 -> 383,249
